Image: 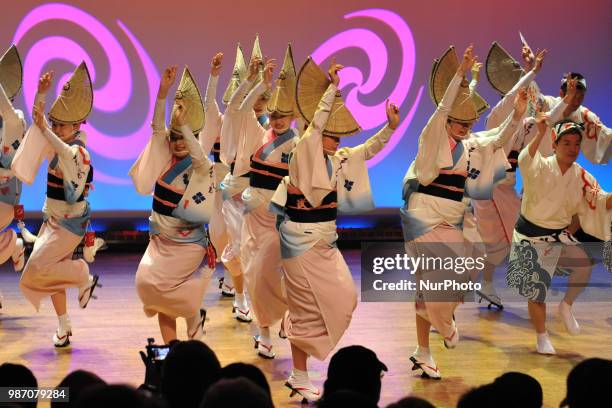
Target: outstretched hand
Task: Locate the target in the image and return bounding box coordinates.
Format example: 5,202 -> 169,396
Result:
247,57 -> 261,82
386,99 -> 400,130
38,71 -> 54,94
262,57 -> 277,85
211,53 -> 223,77
521,44 -> 535,71
532,49 -> 547,74
535,107 -> 549,134
328,57 -> 344,87
159,66 -> 177,99
457,44 -> 477,76
564,74 -> 578,102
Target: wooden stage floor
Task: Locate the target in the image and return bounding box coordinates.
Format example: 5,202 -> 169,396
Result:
1,251 -> 611,408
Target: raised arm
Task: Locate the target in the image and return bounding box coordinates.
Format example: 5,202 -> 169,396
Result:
413,45 -> 475,182
32,73 -> 90,203
31,100 -> 73,160
352,100 -> 399,160
152,66 -> 178,135
489,87 -> 528,149
304,58 -> 343,136
31,72 -> 75,159
468,62 -> 482,95
226,57 -> 263,114
200,53 -> 224,153
288,60 -> 342,206
485,49 -> 546,129
239,57 -> 274,113
172,100 -> 207,170
205,52 -> 223,117
526,110 -> 549,159
204,74 -> 220,118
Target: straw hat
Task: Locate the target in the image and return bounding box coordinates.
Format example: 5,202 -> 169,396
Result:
296,56 -> 361,137
429,46 -> 489,123
222,43 -> 248,105
485,41 -> 524,96
267,43 -> 296,116
0,44 -> 22,100
247,33 -> 269,99
48,61 -> 93,124
171,66 -> 205,134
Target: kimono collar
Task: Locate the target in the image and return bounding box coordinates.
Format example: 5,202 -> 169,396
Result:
448,135 -> 458,151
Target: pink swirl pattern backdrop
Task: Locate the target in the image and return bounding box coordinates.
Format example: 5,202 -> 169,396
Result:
3,0 -> 610,211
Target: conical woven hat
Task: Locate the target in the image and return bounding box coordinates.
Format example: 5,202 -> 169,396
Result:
250,33 -> 263,63
486,41 -> 524,96
0,45 -> 22,100
429,46 -> 489,123
248,34 -> 265,94
171,66 -> 205,134
267,43 -> 297,116
222,43 -> 247,104
296,57 -> 361,137
48,61 -> 93,124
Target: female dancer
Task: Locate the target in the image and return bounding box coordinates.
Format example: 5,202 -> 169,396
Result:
130,66 -> 214,342
14,63 -> 100,347
400,45 -> 527,379
271,57 -> 399,400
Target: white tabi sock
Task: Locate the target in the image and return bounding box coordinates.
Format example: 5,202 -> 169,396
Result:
58,314 -> 71,334
536,331 -> 556,354
415,346 -> 431,359
559,300 -> 580,335
260,327 -> 272,344
235,293 -> 248,310
291,368 -> 310,383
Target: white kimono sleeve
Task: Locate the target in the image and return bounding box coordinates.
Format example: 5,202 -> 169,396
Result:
200,74 -> 222,155
576,169 -> 611,241
335,125 -> 394,213
465,115 -> 519,199
287,83 -> 337,207
11,92 -> 54,184
343,125 -> 394,161
518,146 -> 546,181
485,70 -> 536,130
405,73 -> 463,186
219,78 -> 253,166
179,124 -> 209,172
579,107 -> 612,164
128,98 -> 172,195
231,81 -> 267,176
509,98 -> 566,158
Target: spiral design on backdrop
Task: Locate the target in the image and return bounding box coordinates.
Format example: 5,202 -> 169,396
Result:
12,5 -> 420,183
13,3 -> 160,185
311,8 -> 424,168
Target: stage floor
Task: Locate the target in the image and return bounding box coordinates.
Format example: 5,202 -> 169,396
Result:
1,251 -> 611,408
